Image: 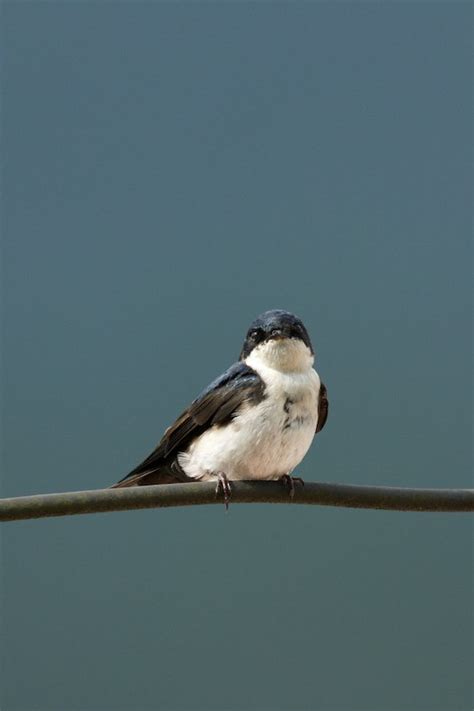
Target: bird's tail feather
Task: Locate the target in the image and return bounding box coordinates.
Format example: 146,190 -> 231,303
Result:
110,465 -> 188,488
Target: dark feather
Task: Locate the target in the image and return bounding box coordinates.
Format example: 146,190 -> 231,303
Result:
316,381 -> 328,434
112,362 -> 265,487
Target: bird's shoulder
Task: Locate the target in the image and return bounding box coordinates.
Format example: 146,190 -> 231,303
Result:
195,361 -> 264,404
171,361 -> 265,433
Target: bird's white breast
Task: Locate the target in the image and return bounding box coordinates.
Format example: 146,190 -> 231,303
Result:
178,339 -> 321,482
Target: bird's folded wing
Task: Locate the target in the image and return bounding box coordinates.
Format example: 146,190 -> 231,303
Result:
316,381 -> 328,434
114,362 -> 265,486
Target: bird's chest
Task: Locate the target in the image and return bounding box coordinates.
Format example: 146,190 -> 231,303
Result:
257,374 -> 317,439
237,369 -> 319,476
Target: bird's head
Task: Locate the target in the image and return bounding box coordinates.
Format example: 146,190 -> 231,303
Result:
240,309 -> 314,372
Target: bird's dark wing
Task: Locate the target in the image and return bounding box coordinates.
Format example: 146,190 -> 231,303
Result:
112,362 -> 265,487
316,381 -> 328,434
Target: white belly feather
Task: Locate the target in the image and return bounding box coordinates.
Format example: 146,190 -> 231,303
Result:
178,354 -> 321,482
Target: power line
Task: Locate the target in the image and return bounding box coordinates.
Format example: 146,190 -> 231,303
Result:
0,480 -> 473,521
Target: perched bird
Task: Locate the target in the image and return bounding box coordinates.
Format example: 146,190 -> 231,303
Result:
112,309 -> 328,505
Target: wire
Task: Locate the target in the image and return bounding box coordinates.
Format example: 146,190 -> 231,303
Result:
0,480 -> 472,521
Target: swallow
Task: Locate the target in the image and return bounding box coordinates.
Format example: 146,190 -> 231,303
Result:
112,309 -> 328,507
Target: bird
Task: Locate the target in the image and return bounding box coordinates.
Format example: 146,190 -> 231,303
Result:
112,309 -> 328,506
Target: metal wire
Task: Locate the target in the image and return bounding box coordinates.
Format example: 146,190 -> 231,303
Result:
1,480 -> 473,521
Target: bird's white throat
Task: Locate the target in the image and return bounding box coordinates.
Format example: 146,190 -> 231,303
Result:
245,337 -> 314,373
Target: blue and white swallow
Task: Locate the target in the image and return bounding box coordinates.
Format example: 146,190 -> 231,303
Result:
112,309 -> 328,505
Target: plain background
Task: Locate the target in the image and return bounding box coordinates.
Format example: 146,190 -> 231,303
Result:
1,2 -> 472,710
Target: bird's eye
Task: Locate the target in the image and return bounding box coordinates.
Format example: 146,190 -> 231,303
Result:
249,329 -> 261,341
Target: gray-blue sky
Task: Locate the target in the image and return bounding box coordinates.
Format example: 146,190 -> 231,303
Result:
1,2 -> 472,710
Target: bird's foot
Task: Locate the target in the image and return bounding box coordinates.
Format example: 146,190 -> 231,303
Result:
280,474 -> 305,499
215,472 -> 232,510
